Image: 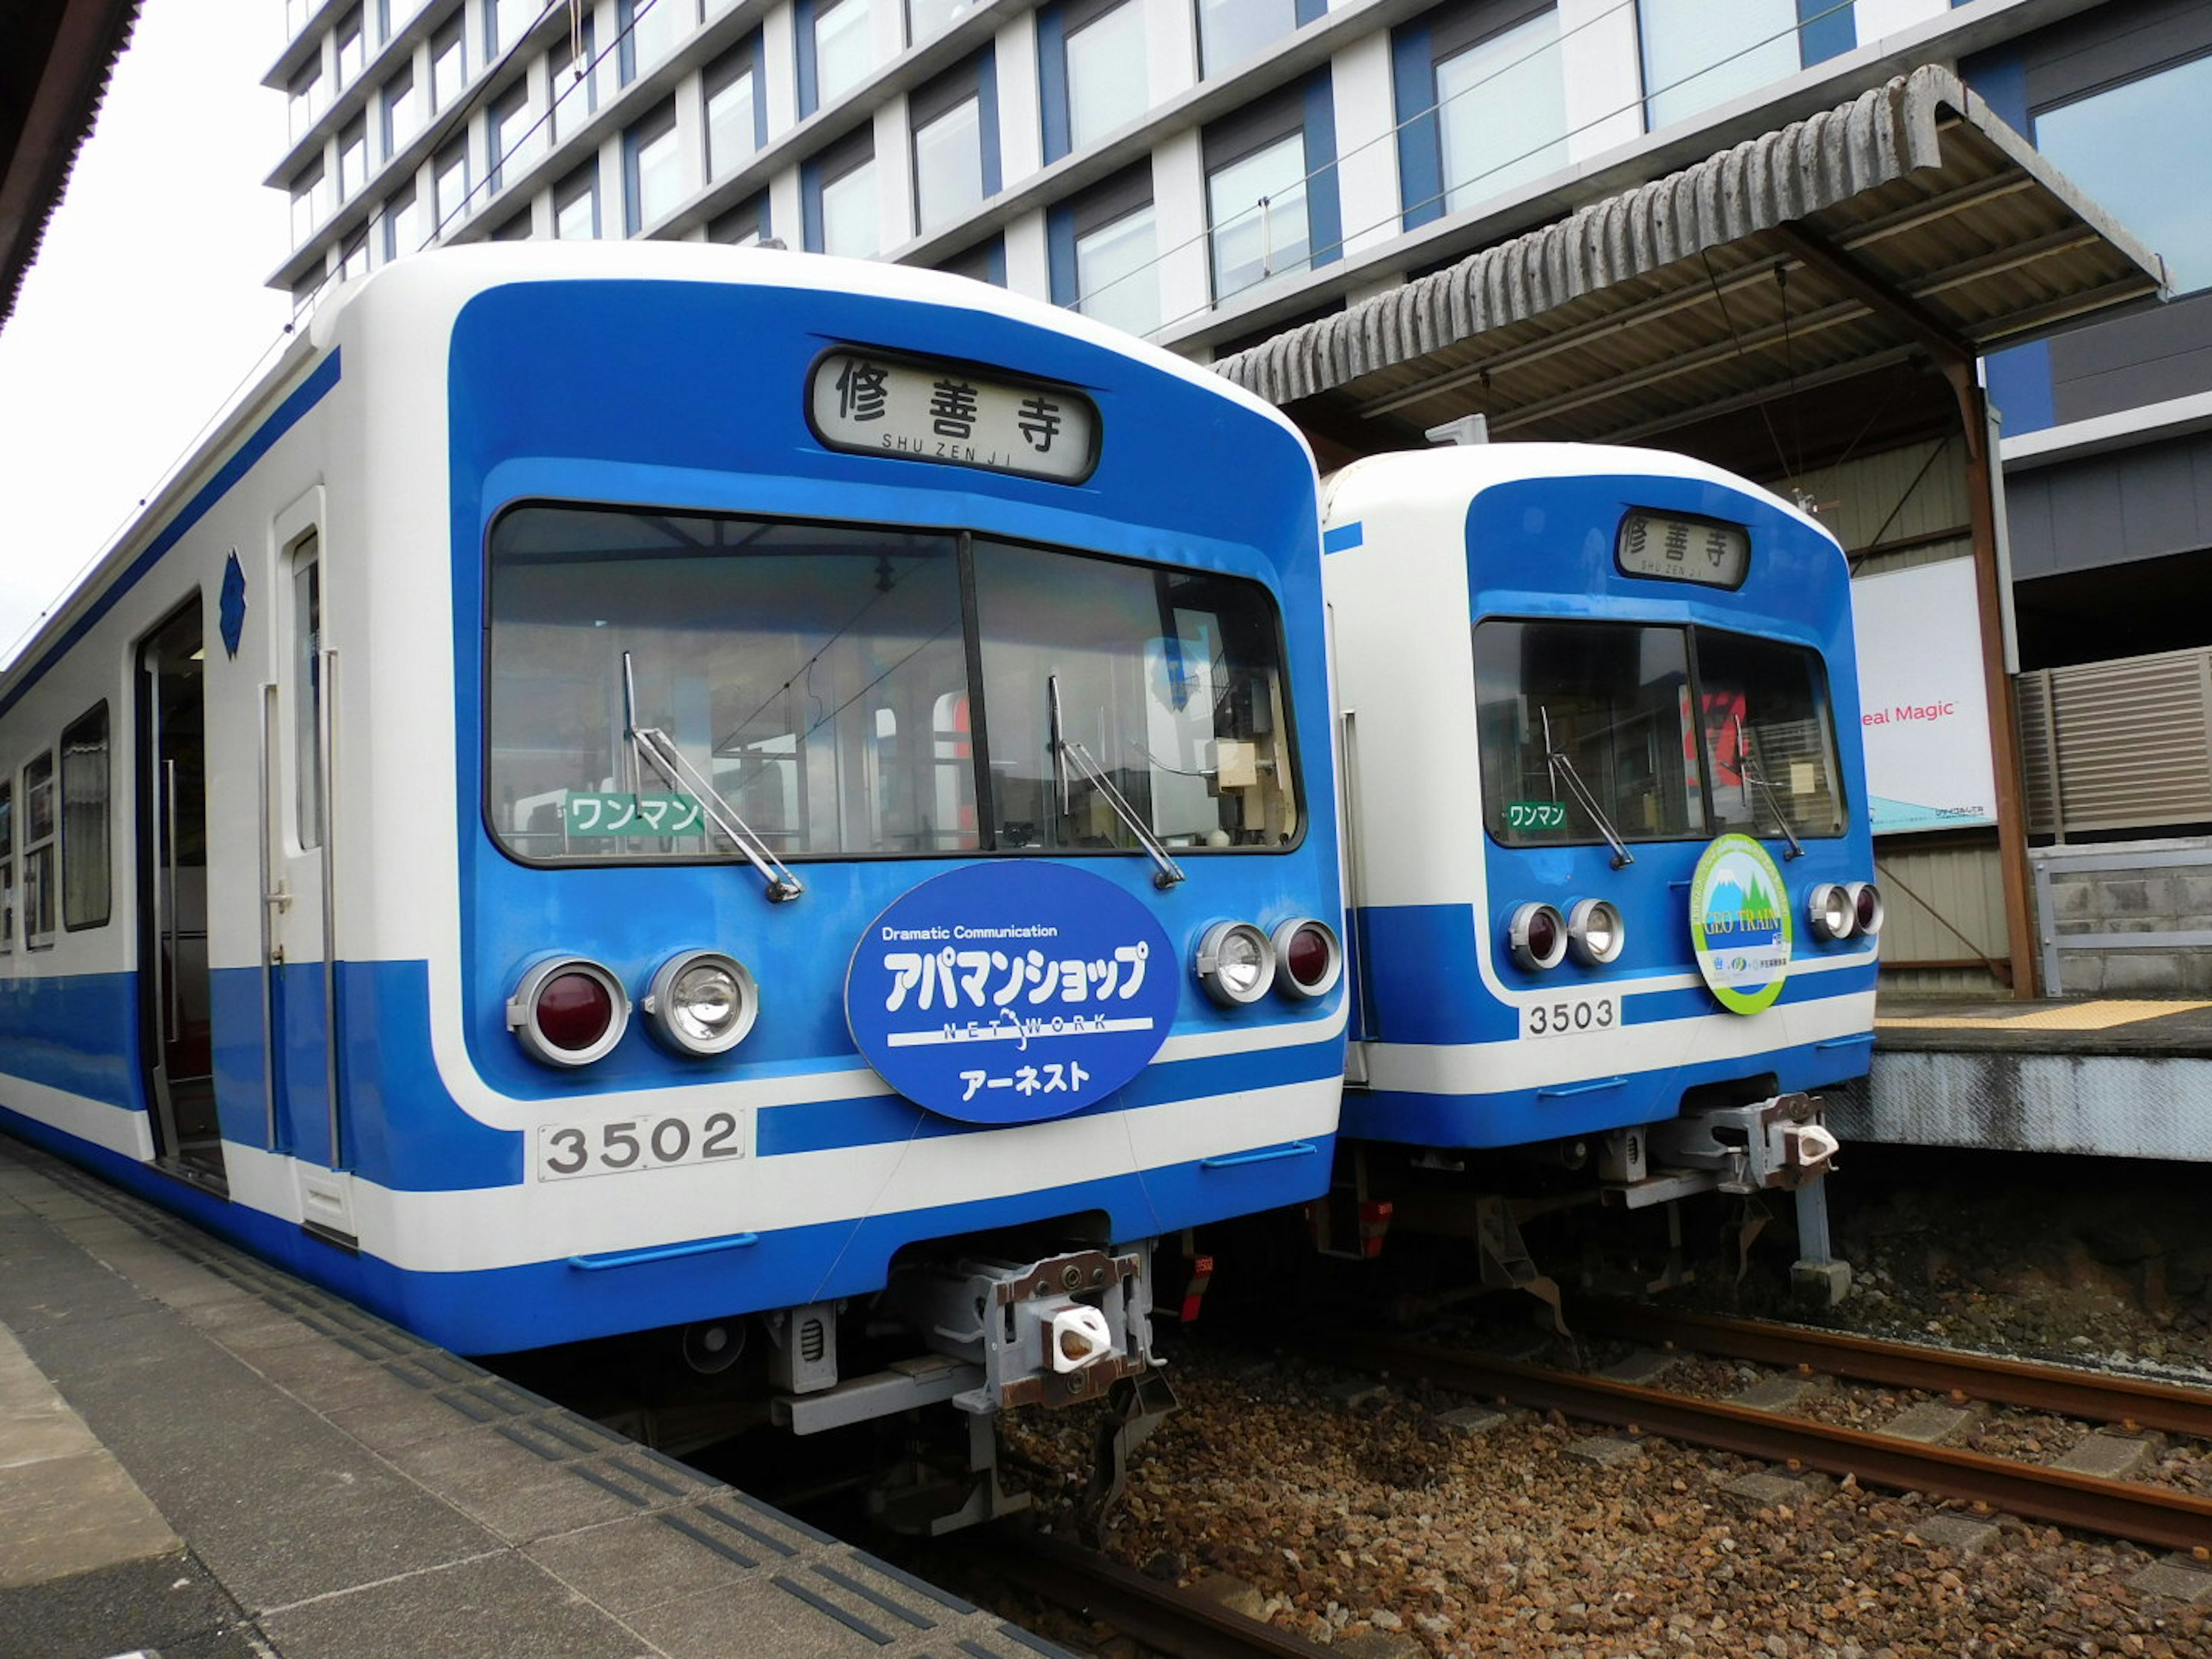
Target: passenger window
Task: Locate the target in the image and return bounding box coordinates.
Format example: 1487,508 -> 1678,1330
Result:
0,777 -> 14,953
293,534 -> 325,850
22,751 -> 54,948
61,703 -> 112,930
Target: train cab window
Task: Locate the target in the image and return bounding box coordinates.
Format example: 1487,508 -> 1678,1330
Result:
488,506 -> 971,861
1477,620 -> 1702,846
1475,619 -> 1843,847
973,541 -> 1298,851
60,703 -> 111,930
0,778 -> 13,952
22,751 -> 54,948
484,505 -> 1300,862
1695,628 -> 1844,839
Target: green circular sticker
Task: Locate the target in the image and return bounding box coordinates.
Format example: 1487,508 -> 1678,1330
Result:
1688,834 -> 1793,1016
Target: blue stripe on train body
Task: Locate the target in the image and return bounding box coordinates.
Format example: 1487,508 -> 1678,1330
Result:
1332,452 -> 1878,1150
0,252 -> 1347,1354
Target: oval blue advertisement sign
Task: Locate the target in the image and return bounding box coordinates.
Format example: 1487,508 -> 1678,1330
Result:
846,863 -> 1180,1124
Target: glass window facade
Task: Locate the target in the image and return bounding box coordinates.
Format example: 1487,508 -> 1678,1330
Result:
291,160 -> 327,246
1638,0 -> 1799,130
385,185 -> 425,260
1207,131 -> 1308,301
1196,0 -> 1296,77
620,0 -> 690,82
432,18 -> 467,110
339,118 -> 369,200
434,142 -> 470,226
1436,9 -> 1567,211
555,168 -> 599,238
1474,619 -> 1843,846
704,47 -> 760,180
912,94 -> 983,233
1076,204 -> 1158,336
2036,52 -> 2212,295
550,18 -> 600,142
289,64 -> 324,143
486,506 -> 1298,861
908,0 -> 970,45
626,107 -> 684,231
820,156 -> 878,256
336,9 -> 366,86
491,83 -> 545,190
815,0 -> 873,108
381,67 -> 422,158
1067,2 -> 1146,149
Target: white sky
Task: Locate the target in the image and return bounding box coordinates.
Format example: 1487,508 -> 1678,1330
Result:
0,0 -> 292,665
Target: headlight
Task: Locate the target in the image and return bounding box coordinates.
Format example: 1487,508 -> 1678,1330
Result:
1806,882 -> 1855,942
1195,920 -> 1276,1007
645,949 -> 759,1056
1850,881 -> 1885,938
1507,902 -> 1568,972
1566,898 -> 1626,965
1270,917 -> 1343,999
507,956 -> 630,1067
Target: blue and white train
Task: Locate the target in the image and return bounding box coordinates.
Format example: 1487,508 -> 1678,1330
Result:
0,244 -> 1347,1524
1321,445 -> 1872,1282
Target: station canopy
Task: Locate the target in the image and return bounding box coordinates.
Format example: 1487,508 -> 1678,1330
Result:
1215,66 -> 2167,474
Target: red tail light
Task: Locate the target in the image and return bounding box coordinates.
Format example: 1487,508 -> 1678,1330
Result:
1270,917 -> 1343,999
507,957 -> 630,1067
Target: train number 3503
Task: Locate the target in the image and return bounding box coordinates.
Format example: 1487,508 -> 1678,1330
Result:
535,1104 -> 749,1181
1520,996 -> 1617,1039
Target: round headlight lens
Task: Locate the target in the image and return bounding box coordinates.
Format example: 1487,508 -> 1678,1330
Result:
646,950 -> 760,1056
1196,921 -> 1276,1007
1806,882 -> 1855,942
1567,898 -> 1626,965
1508,903 -> 1569,972
1270,917 -> 1344,999
1850,881 -> 1885,938
507,956 -> 630,1067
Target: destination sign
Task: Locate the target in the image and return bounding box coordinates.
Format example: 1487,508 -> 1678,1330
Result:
808,349 -> 1098,484
1617,509 -> 1751,589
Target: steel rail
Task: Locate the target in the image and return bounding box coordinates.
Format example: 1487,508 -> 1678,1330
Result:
1331,1332 -> 2212,1554
1570,1301 -> 2212,1439
945,1529 -> 1336,1659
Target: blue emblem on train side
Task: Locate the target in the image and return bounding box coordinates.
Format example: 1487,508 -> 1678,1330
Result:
847,864 -> 1178,1124
219,552 -> 247,658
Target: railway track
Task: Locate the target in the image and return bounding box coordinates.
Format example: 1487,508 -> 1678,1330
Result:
1306,1323 -> 2212,1552
937,1528 -> 1338,1659
1569,1300 -> 2212,1438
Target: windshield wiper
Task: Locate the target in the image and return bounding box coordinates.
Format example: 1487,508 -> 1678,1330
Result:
624,652 -> 804,903
1540,706 -> 1634,869
1050,673 -> 1186,889
1733,716 -> 1805,860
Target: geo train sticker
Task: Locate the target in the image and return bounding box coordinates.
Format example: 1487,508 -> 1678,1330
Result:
1687,832 -> 1794,1016
846,862 -> 1179,1124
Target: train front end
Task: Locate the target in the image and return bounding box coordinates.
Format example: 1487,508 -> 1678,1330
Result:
347,246 -> 1342,1524
1324,445 -> 1873,1274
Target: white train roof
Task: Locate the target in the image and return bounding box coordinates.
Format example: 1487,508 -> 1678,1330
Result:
1322,442 -> 1835,547
3,243 -> 1312,688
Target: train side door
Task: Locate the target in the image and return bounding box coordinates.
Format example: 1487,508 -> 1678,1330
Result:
264,516 -> 352,1240
135,603 -> 224,1190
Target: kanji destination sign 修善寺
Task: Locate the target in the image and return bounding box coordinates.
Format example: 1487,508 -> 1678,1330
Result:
808,349 -> 1098,483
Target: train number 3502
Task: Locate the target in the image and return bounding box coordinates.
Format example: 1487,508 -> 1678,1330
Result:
535,1104 -> 749,1181
1521,996 -> 1617,1039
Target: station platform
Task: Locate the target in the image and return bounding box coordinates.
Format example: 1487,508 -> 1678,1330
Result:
0,1132 -> 1067,1659
1828,995 -> 2212,1162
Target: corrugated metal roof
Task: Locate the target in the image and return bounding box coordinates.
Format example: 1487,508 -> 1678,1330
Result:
0,0 -> 142,334
1215,66 -> 2165,450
